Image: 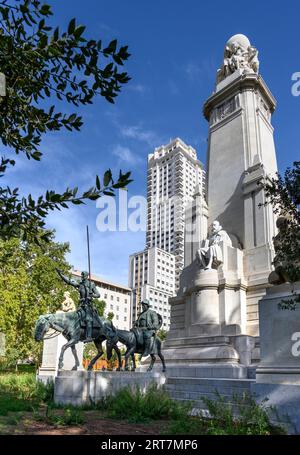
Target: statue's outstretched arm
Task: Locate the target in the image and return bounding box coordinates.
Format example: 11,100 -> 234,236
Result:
56,269 -> 79,288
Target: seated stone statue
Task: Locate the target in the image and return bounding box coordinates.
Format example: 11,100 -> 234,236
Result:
197,220 -> 232,270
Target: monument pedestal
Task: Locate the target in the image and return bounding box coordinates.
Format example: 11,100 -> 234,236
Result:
256,282 -> 300,384
54,370 -> 166,406
38,333 -> 84,383
162,255 -> 258,379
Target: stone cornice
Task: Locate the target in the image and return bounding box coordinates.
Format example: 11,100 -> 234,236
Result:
203,73 -> 277,121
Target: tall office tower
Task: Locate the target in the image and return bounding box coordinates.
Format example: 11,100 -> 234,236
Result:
129,247 -> 175,328
129,138 -> 205,326
146,138 -> 205,289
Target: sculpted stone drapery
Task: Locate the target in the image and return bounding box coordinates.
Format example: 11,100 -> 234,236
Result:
217,34 -> 259,84
196,220 -> 232,270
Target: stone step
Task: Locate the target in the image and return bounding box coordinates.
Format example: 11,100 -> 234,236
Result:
165,388 -> 250,401
163,365 -> 248,379
166,377 -> 254,387
164,377 -> 254,408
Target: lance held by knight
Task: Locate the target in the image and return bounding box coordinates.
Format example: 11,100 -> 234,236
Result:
56,226 -> 100,342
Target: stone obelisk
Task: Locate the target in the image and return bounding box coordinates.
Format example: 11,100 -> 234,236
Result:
162,34 -> 278,378
204,33 -> 277,336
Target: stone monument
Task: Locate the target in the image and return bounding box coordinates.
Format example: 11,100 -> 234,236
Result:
162,33 -> 278,379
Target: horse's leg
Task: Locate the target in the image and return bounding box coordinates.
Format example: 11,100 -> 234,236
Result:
87,338 -> 103,371
147,354 -> 156,372
131,353 -> 136,371
71,345 -> 80,371
113,344 -> 122,371
158,350 -> 166,372
155,340 -> 166,372
124,346 -> 135,371
58,339 -> 77,370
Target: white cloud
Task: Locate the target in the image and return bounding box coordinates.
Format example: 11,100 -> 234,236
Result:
127,83 -> 147,94
112,144 -> 143,166
120,125 -> 162,147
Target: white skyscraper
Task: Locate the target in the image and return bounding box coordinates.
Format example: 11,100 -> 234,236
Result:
129,137 -> 205,326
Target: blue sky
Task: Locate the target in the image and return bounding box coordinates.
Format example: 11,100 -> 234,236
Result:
4,0 -> 300,285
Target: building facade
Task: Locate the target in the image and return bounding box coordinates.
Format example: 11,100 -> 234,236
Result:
129,138 -> 205,328
128,247 -> 175,328
146,137 -> 205,289
72,270 -> 132,331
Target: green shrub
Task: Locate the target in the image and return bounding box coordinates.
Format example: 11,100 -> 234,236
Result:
46,407 -> 85,426
166,391 -> 286,435
103,383 -> 190,423
0,372 -> 54,415
201,391 -> 285,435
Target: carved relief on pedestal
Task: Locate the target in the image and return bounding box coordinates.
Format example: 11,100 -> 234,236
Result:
210,94 -> 240,125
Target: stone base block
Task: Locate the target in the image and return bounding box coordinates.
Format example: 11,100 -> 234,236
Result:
251,382 -> 300,434
54,370 -> 166,406
162,334 -> 257,371
256,282 -> 300,385
140,362 -> 248,379
162,345 -> 240,365
256,367 -> 300,385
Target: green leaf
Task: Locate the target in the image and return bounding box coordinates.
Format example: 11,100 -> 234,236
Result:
96,175 -> 101,190
103,169 -> 112,187
106,39 -> 117,54
74,25 -> 86,39
103,190 -> 115,197
68,18 -> 76,35
53,26 -> 59,41
38,34 -> 48,48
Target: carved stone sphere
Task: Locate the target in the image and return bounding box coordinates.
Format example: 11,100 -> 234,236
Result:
226,34 -> 251,51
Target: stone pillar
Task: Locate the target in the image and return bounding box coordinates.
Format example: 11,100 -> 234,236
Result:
203,71 -> 278,336
184,191 -> 208,268
187,269 -> 220,336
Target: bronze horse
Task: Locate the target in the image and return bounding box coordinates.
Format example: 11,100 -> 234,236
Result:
106,327 -> 166,372
34,311 -> 121,370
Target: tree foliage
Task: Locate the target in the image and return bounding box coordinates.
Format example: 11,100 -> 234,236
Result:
0,230 -> 73,363
92,299 -> 106,318
157,328 -> 167,341
0,0 -> 132,242
263,161 -> 300,282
